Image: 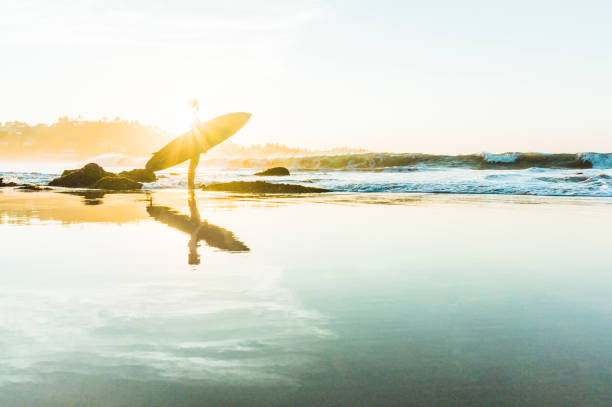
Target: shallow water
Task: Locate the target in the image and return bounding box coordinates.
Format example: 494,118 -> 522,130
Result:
1,163 -> 611,197
0,190 -> 611,406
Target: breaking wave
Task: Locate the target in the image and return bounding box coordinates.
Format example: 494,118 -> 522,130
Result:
2,151 -> 611,198
204,152 -> 612,170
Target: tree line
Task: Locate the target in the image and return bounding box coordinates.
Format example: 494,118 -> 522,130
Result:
0,118 -> 169,160
0,117 -> 366,160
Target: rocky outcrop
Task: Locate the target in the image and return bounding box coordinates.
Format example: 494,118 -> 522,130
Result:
92,176 -> 142,190
254,167 -> 290,176
202,181 -> 329,193
0,178 -> 18,187
61,168 -> 79,176
0,178 -> 49,190
16,184 -> 48,191
49,163 -> 114,188
48,163 -> 143,190
119,168 -> 157,182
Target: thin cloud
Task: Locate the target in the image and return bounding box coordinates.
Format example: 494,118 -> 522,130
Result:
0,1 -> 333,46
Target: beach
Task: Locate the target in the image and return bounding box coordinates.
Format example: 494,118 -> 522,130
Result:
3,0 -> 612,404
1,188 -> 611,406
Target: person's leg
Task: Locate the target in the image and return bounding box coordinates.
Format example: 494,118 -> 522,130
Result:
188,154 -> 200,190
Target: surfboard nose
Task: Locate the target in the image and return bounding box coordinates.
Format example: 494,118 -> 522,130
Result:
234,112 -> 252,125
212,112 -> 251,130
225,112 -> 252,131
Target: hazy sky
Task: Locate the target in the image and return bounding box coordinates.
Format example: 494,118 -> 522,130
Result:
2,0 -> 612,153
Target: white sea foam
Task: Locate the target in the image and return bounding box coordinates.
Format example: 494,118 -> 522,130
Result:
3,160 -> 612,197
579,152 -> 612,169
482,152 -> 518,163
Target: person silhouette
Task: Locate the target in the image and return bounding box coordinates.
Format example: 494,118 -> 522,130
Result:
146,191 -> 249,265
145,104 -> 251,189
187,99 -> 201,190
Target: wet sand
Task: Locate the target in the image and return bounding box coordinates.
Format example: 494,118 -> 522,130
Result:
1,189 -> 611,406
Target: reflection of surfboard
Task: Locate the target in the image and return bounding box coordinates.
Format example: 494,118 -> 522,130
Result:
146,205 -> 249,252
145,112 -> 251,172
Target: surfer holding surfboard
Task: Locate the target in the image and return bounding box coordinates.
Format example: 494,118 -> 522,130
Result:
145,101 -> 251,189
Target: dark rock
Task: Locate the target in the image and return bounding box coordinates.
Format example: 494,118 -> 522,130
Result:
119,168 -> 157,182
92,176 -> 142,190
0,178 -> 49,190
202,181 -> 329,193
0,178 -> 18,187
255,167 -> 290,176
48,163 -> 151,190
564,176 -> 589,182
16,184 -> 48,191
49,163 -> 114,188
61,168 -> 79,176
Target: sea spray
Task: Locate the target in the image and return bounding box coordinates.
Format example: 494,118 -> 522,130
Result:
199,152 -> 609,170
3,152 -> 611,197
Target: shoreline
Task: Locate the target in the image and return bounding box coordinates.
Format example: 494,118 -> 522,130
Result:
2,183 -> 609,224
3,186 -> 612,201
3,163 -> 611,197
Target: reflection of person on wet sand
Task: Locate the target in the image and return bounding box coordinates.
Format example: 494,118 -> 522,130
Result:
187,190 -> 205,264
147,191 -> 249,265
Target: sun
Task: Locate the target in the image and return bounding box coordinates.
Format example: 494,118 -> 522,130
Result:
159,104 -> 193,137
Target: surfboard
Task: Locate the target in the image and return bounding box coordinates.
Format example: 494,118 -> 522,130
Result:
146,204 -> 249,252
145,112 -> 251,172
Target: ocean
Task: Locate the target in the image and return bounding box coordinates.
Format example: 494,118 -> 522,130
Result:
1,152 -> 611,197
